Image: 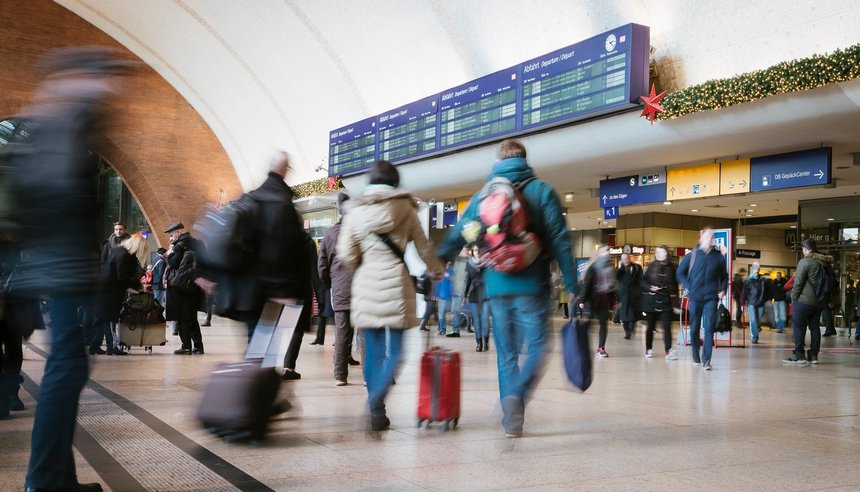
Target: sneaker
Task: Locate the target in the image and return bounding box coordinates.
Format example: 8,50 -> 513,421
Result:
596,348 -> 608,358
446,332 -> 461,338
173,348 -> 192,355
501,395 -> 524,437
88,347 -> 106,355
751,338 -> 759,344
371,415 -> 390,431
703,361 -> 712,371
665,349 -> 678,360
505,431 -> 523,438
645,349 -> 653,358
783,352 -> 808,364
280,369 -> 302,380
192,347 -> 204,354
335,380 -> 347,386
692,362 -> 701,367
807,351 -> 818,364
348,358 -> 361,366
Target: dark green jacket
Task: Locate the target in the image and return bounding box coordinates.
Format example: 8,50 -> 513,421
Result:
791,252 -> 831,308
437,157 -> 577,298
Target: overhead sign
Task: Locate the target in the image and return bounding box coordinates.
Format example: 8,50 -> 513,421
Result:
750,147 -> 831,192
736,249 -> 761,259
666,162 -> 720,200
330,24 -> 650,176
609,244 -> 646,256
599,174 -> 666,208
328,117 -> 377,177
604,206 -> 618,220
638,170 -> 666,187
719,158 -> 750,195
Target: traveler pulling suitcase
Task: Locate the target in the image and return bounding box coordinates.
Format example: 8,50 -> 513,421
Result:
196,301 -> 302,439
417,330 -> 461,430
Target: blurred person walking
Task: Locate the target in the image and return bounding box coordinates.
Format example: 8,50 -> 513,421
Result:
676,228 -> 728,371
337,161 -> 441,431
417,270 -> 437,331
616,252 -> 643,339
579,245 -> 616,358
439,139 -> 577,437
4,46 -> 136,492
437,262 -> 454,336
318,192 -> 359,386
641,246 -> 679,359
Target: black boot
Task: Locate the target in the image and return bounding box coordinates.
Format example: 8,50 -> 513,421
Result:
483,337 -> 489,351
10,373 -> 24,411
476,339 -> 483,352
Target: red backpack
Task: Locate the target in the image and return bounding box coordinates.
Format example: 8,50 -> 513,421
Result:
474,176 -> 542,273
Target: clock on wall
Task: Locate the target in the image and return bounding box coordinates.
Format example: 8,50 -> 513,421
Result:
605,34 -> 617,52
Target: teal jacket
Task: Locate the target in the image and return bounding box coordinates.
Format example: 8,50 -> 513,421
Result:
437,158 -> 577,298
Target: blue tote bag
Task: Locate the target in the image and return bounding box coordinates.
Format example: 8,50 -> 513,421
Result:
562,317 -> 593,391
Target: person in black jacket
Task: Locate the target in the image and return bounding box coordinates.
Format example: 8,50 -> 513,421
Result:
417,272 -> 437,331
731,273 -> 744,329
165,222 -> 205,355
640,246 -> 678,359
616,253 -> 643,339
771,271 -> 788,333
101,221 -> 129,265
90,236 -> 148,355
579,245 -> 616,358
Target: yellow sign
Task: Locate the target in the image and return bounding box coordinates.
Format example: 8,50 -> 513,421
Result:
719,158 -> 751,195
666,163 -> 720,200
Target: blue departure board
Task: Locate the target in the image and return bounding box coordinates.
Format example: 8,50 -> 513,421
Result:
328,117 -> 377,177
377,95 -> 439,162
520,24 -> 647,129
439,66 -> 519,150
328,24 -> 649,176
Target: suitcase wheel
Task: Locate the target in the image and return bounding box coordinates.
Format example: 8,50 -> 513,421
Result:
442,421 -> 450,432
145,346 -> 152,354
453,418 -> 459,428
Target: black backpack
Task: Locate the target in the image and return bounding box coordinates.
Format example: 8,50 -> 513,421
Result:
714,303 -> 732,333
813,260 -> 837,304
193,195 -> 259,274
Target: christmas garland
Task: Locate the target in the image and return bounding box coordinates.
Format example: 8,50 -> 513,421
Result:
291,176 -> 343,199
657,43 -> 860,120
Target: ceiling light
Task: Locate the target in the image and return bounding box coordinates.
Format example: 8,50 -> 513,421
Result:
790,225 -> 797,229
570,227 -> 577,231
746,209 -> 755,212
745,214 -> 753,217
749,203 -> 758,207
827,218 -> 835,221
663,201 -> 672,205
564,192 -> 574,203
690,209 -> 699,212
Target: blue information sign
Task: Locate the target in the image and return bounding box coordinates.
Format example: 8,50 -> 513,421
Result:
520,24 -> 649,130
328,117 -> 377,177
439,66 -> 519,150
599,175 -> 666,208
750,147 -> 831,192
604,206 -> 618,220
376,95 -> 440,163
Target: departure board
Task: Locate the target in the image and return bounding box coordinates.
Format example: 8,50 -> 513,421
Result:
377,95 -> 439,162
439,66 -> 519,150
328,117 -> 377,176
520,24 -> 647,129
328,24 -> 649,177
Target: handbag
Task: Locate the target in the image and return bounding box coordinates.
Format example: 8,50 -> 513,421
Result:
714,303 -> 731,333
561,316 -> 593,391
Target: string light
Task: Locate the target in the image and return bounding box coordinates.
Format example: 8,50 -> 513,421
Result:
292,177 -> 344,199
657,45 -> 860,120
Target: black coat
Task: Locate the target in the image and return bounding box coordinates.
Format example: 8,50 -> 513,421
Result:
165,232 -> 203,321
318,222 -> 352,312
616,263 -> 643,321
640,260 -> 677,313
94,247 -> 140,322
463,260 -> 484,304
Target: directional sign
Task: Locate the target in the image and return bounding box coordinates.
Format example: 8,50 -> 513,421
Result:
666,162 -> 720,200
604,206 -> 618,220
750,147 -> 831,192
719,158 -> 750,195
599,175 -> 666,208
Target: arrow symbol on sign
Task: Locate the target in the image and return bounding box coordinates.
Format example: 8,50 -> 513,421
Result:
740,180 -> 747,188
670,187 -> 676,196
602,195 -> 607,204
815,170 -> 824,179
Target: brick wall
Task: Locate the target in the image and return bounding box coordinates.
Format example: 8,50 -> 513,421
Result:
0,0 -> 242,247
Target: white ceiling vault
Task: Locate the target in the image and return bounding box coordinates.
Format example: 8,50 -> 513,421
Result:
54,0 -> 860,193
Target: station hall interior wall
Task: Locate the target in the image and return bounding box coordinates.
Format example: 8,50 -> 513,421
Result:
0,0 -> 242,247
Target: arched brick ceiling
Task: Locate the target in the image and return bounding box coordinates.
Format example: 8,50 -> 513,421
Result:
54,0 -> 860,190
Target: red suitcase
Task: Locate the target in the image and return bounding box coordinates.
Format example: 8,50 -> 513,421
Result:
417,348 -> 460,430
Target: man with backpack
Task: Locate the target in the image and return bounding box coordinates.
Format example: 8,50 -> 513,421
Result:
742,262 -> 767,344
785,239 -> 834,364
439,139 -> 577,438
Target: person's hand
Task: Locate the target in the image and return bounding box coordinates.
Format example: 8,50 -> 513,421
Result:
579,303 -> 585,310
195,277 -> 217,296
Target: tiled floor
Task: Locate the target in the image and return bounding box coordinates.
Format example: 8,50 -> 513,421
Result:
2,316 -> 860,491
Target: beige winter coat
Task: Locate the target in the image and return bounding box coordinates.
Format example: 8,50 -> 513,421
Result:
337,185 -> 442,329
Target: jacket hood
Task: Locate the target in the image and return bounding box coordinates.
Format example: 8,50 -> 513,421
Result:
809,252 -> 833,263
351,185 -> 417,234
488,157 -> 535,183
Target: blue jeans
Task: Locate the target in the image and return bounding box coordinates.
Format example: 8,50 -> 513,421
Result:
792,301 -> 822,356
488,293 -> 550,406
688,298 -> 716,364
748,305 -> 762,341
437,299 -> 451,334
362,328 -> 404,418
468,302 -> 482,339
26,294 -> 90,489
772,301 -> 787,332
